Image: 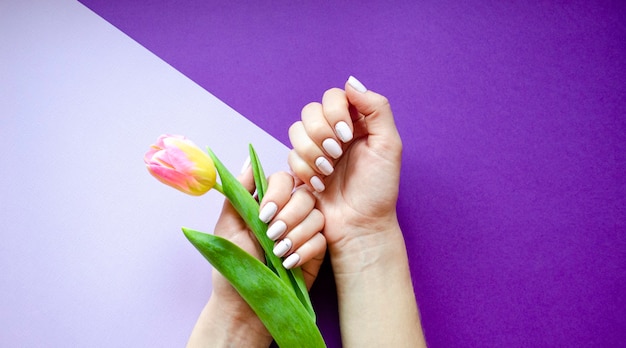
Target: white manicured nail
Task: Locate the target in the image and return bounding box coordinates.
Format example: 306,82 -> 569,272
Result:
347,75 -> 367,93
322,138 -> 343,159
283,253 -> 300,269
259,202 -> 278,223
267,220 -> 287,240
335,121 -> 353,143
315,157 -> 334,176
310,176 -> 325,192
240,156 -> 251,174
273,238 -> 292,257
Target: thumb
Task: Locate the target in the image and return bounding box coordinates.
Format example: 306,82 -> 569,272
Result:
344,76 -> 401,152
237,157 -> 256,194
214,158 -> 255,236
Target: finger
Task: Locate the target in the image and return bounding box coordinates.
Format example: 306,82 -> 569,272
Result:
289,121 -> 335,177
301,242 -> 326,289
282,232 -> 327,274
272,209 -> 324,258
299,233 -> 327,288
258,171 -> 295,223
265,187 -> 316,240
238,158 -> 256,193
288,150 -> 325,193
321,87 -> 354,144
345,76 -> 402,156
301,101 -> 344,159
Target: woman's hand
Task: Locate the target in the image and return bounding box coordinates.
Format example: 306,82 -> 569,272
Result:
187,167 -> 326,347
287,76 -> 426,347
288,76 -> 403,266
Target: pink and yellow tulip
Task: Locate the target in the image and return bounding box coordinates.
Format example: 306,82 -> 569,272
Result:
144,134 -> 218,196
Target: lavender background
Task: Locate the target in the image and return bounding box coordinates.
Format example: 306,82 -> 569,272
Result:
3,0 -> 625,346
2,1 -> 290,346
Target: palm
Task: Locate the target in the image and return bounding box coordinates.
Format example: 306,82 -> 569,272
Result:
316,138 -> 401,246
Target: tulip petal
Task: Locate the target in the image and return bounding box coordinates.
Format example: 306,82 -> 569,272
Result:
147,164 -> 193,193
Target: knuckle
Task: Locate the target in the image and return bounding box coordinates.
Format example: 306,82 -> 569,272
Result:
287,151 -> 308,172
274,170 -> 293,183
322,87 -> 345,100
311,209 -> 325,223
304,120 -> 329,139
301,102 -> 321,119
323,103 -> 346,119
378,95 -> 390,108
288,121 -> 303,137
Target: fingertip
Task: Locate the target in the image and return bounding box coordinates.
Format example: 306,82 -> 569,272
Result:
334,121 -> 353,143
344,76 -> 398,142
235,158 -> 255,193
344,75 -> 390,113
288,150 -> 325,193
287,232 -> 326,272
259,171 -> 296,223
239,156 -> 251,174
282,253 -> 300,269
347,75 -> 367,93
258,201 -> 278,223
310,176 -> 325,193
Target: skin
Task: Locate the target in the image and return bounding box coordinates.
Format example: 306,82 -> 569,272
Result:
288,79 -> 427,347
186,168 -> 326,348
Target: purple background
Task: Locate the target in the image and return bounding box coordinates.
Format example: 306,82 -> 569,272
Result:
79,1 -> 626,346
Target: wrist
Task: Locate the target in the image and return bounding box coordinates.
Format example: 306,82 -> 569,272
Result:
187,295 -> 273,348
327,218 -> 407,275
327,222 -> 425,347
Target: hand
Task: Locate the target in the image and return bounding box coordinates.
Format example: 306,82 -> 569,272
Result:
187,168 -> 326,347
288,76 -> 403,264
287,76 -> 426,347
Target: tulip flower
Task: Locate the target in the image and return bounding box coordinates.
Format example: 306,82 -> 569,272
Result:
144,137 -> 323,346
144,134 -> 219,196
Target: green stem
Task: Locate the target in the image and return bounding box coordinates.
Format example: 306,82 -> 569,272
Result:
213,182 -> 224,195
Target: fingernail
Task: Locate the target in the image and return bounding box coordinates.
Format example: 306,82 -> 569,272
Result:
315,157 -> 334,176
259,202 -> 278,223
273,238 -> 292,257
347,75 -> 367,93
310,176 -> 325,192
266,220 -> 287,240
283,253 -> 300,269
335,121 -> 353,143
322,138 -> 343,159
240,156 -> 251,174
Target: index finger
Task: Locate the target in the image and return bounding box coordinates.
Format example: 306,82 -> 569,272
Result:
258,171 -> 295,223
321,88 -> 354,144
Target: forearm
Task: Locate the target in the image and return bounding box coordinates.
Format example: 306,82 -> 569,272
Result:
330,225 -> 427,347
187,296 -> 273,348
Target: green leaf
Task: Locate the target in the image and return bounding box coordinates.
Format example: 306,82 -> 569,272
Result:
287,265 -> 315,319
183,228 -> 326,348
248,144 -> 277,274
249,144 -> 268,203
